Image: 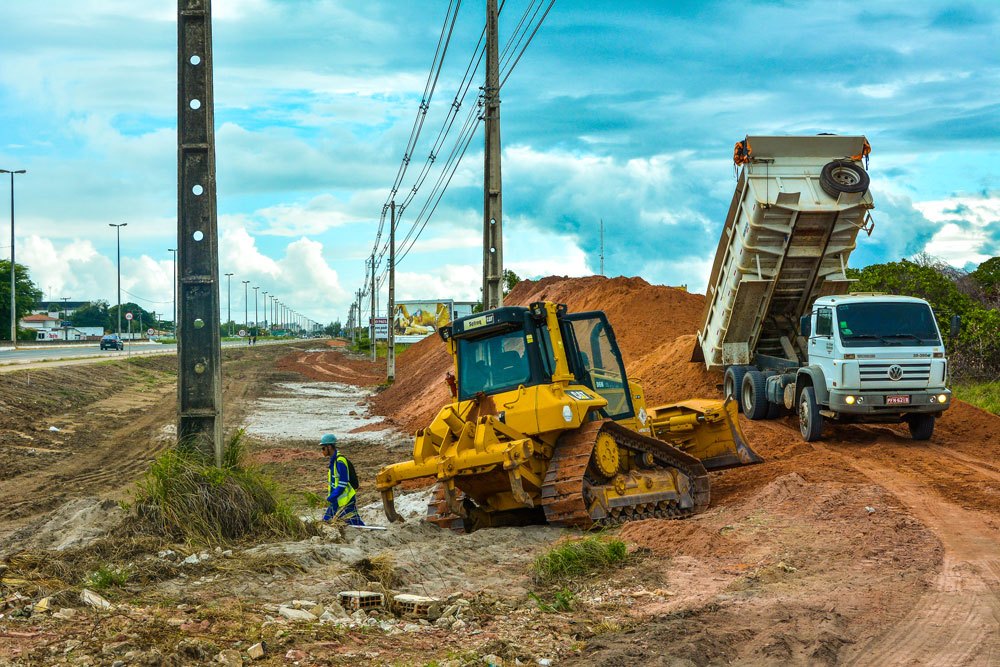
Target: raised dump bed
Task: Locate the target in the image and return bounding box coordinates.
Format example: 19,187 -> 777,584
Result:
694,135 -> 874,371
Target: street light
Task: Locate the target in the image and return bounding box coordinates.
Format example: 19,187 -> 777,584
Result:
253,286 -> 259,330
1,169 -> 26,345
109,223 -> 127,336
167,248 -> 177,334
242,280 -> 250,337
224,272 -> 234,336
262,291 -> 268,330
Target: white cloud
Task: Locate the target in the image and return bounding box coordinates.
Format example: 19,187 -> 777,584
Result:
914,195 -> 1000,266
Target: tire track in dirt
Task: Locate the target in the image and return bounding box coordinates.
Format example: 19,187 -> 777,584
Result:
826,445 -> 1000,666
927,444 -> 1000,483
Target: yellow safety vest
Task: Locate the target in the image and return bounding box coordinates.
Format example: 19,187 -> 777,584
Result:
328,454 -> 356,510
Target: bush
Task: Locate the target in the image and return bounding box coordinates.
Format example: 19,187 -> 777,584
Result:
533,536 -> 628,583
132,429 -> 313,545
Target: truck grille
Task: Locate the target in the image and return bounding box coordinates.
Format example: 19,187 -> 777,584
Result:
859,362 -> 931,386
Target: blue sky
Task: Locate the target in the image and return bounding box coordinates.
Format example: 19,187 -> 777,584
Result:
1,0 -> 998,325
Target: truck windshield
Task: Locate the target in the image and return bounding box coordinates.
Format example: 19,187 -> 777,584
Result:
836,302 -> 942,347
457,330 -> 531,399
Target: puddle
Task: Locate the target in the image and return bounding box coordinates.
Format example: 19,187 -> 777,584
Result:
243,382 -> 398,443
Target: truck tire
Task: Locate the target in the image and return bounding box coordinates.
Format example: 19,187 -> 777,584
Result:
724,366 -> 748,413
741,370 -> 770,420
907,413 -> 935,440
820,160 -> 869,197
798,386 -> 824,441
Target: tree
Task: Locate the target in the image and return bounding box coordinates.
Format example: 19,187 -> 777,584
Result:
503,269 -> 521,297
70,301 -> 111,329
0,260 -> 43,341
970,257 -> 1000,292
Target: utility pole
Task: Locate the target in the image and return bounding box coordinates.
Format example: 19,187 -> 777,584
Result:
177,0 -> 223,464
387,201 -> 396,381
168,248 -> 177,334
600,218 -> 605,276
253,286 -> 258,329
482,0 -> 503,311
370,254 -> 376,361
224,273 -> 233,336
109,223 -> 127,335
242,280 -> 249,337
1,169 -> 26,345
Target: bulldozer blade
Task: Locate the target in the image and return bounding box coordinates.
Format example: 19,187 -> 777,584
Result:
698,400 -> 764,471
381,489 -> 403,523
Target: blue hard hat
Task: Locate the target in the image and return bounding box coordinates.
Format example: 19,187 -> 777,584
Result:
319,434 -> 338,447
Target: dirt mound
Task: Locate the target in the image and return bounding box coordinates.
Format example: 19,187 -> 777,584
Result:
620,519 -> 739,560
276,348 -> 384,386
371,275 -> 716,433
1,498 -> 124,556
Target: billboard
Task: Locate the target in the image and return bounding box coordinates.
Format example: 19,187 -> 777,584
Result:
370,317 -> 389,340
394,300 -> 453,344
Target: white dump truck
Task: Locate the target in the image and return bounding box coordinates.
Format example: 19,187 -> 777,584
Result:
692,135 -> 953,441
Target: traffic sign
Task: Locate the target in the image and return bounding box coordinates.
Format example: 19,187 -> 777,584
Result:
125,312 -> 134,321
147,328 -> 155,336
238,329 -> 247,337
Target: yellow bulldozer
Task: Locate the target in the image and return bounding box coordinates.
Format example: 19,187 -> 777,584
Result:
377,301 -> 762,531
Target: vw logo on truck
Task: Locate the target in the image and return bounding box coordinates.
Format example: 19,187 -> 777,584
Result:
887,365 -> 904,381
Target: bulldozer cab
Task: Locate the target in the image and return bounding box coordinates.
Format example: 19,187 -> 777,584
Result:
560,313 -> 635,421
447,305 -> 635,422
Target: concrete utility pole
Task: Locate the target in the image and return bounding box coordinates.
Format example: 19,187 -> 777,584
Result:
1,169 -> 26,345
109,223 -> 127,335
370,255 -> 376,361
482,0 -> 504,311
242,280 -> 249,334
253,286 -> 258,329
168,248 -> 178,334
177,0 -> 224,465
224,272 -> 233,335
387,201 -> 396,381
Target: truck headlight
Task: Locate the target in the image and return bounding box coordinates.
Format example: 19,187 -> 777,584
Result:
937,394 -> 948,403
845,395 -> 856,405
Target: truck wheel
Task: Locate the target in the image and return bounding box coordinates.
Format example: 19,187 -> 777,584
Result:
798,386 -> 824,441
724,366 -> 748,412
741,370 -> 770,420
820,160 -> 870,197
907,413 -> 935,441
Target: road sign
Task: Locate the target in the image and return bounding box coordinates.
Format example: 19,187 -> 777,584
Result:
125,312 -> 134,321
238,329 -> 247,337
147,328 -> 155,336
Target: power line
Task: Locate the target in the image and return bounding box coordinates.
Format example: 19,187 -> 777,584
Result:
500,0 -> 555,89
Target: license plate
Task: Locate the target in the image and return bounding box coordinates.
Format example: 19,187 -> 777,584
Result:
886,395 -> 910,405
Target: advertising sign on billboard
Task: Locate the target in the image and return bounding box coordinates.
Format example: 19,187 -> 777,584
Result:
394,300 -> 454,344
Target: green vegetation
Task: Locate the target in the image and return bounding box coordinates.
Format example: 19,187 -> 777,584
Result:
132,429 -> 314,545
0,259 -> 43,341
528,588 -> 576,612
847,254 -> 999,380
953,381 -> 1000,415
533,535 -> 628,583
83,565 -> 131,590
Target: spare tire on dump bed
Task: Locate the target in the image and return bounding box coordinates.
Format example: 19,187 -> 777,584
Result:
819,160 -> 869,197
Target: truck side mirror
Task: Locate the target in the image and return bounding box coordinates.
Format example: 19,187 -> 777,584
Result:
799,315 -> 811,337
950,314 -> 961,339
815,308 -> 833,337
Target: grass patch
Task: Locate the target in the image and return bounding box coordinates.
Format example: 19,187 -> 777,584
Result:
953,381 -> 1000,415
352,553 -> 402,590
528,588 -> 575,613
83,565 -> 131,590
132,429 -> 317,545
533,536 -> 628,583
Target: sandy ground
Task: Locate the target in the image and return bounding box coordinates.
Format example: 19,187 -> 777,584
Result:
0,277 -> 997,666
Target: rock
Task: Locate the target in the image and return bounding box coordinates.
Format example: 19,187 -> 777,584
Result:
183,552 -> 211,565
54,607 -> 78,620
222,550 -> 233,557
537,660 -> 553,666
216,648 -> 243,666
441,604 -> 459,619
290,599 -> 317,609
62,640 -> 82,654
247,642 -> 266,660
324,602 -> 350,618
402,623 -> 423,633
351,609 -> 367,623
112,661 -> 125,667
482,655 -> 504,666
308,604 -> 324,618
377,620 -> 395,633
80,589 -> 112,610
158,550 -> 176,559
284,649 -> 307,661
451,619 -> 467,631
434,616 -> 452,628
278,606 -> 317,622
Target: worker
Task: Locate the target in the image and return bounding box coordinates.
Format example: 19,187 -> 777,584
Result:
320,434 -> 364,525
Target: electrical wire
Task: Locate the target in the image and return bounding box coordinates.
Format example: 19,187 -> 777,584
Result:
500,0 -> 555,89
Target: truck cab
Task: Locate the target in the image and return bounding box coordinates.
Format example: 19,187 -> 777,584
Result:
792,294 -> 950,440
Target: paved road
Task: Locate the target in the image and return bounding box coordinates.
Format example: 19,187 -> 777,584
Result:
0,339 -> 303,369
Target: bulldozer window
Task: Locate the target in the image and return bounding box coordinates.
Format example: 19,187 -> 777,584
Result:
565,316 -> 633,420
457,331 -> 531,399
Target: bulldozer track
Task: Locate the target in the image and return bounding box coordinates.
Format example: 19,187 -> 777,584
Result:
540,419 -> 710,529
